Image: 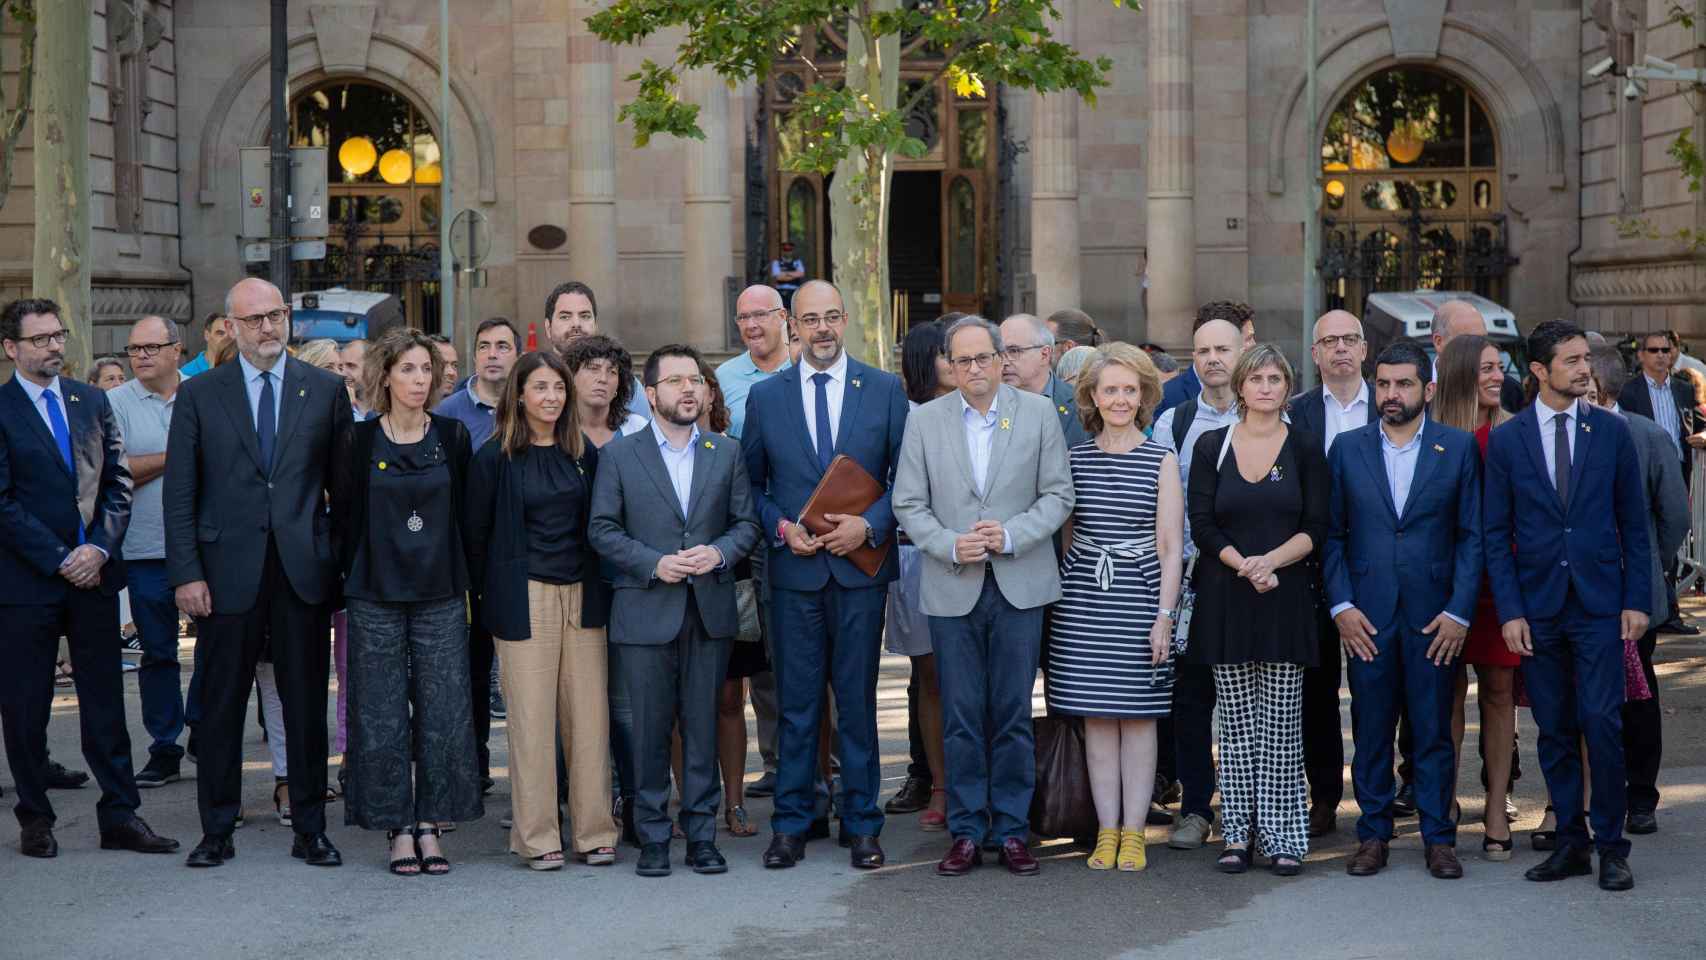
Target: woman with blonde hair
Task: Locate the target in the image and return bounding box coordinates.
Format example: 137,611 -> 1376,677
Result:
295,338 -> 340,371
1047,343 -> 1182,872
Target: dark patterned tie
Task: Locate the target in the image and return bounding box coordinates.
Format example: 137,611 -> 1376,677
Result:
257,370 -> 277,474
1553,410 -> 1570,508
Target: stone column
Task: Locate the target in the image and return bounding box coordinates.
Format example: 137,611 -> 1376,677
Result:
1145,0 -> 1195,351
568,2 -> 621,331
682,69 -> 732,350
1029,2 -> 1081,316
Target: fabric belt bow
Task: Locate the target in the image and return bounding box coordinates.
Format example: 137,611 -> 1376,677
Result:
1071,533 -> 1156,592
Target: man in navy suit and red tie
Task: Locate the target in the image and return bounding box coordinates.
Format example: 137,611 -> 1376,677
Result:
1484,320 -> 1649,892
0,297 -> 179,859
741,279 -> 910,871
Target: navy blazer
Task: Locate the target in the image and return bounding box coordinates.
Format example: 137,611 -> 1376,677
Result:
1046,373 -> 1090,447
740,356 -> 910,590
0,376 -> 132,602
1288,382 -> 1377,444
1616,374 -> 1695,454
1484,402 -> 1652,623
1323,419 -> 1482,634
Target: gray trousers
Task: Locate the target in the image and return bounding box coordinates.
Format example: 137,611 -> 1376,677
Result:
344,596 -> 484,831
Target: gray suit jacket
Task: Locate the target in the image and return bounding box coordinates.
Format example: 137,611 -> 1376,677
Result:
588,428 -> 762,645
893,384 -> 1075,617
1624,410 -> 1690,623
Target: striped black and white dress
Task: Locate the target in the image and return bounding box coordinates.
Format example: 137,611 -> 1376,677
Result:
1046,438 -> 1172,718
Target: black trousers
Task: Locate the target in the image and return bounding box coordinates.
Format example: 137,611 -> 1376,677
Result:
1625,628 -> 1662,813
467,606 -> 495,784
195,539 -> 330,838
905,671 -> 928,781
1302,610 -> 1345,810
1172,662 -> 1217,820
1,593 -> 139,831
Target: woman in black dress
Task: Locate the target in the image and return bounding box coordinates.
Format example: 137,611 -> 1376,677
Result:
331,328 -> 482,875
1187,344 -> 1328,877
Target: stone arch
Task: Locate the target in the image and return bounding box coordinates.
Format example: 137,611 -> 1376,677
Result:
1264,16 -> 1567,217
194,31 -> 497,209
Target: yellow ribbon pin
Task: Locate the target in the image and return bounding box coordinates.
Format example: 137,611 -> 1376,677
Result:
1000,418 -> 1011,430
299,388 -> 306,397
1433,444 -> 1445,453
1057,405 -> 1067,415
703,440 -> 715,449
378,461 -> 387,470
851,378 -> 862,388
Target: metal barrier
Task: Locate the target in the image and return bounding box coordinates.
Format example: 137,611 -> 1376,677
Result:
1682,448 -> 1706,593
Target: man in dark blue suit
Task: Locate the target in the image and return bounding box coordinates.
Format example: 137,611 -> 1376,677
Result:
741,279 -> 910,871
0,298 -> 178,859
1325,340 -> 1481,880
1485,320 -> 1650,892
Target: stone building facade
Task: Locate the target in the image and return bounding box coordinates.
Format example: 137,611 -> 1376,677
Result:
0,1 -> 1700,364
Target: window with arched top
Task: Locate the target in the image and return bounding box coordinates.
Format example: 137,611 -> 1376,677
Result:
947,176 -> 977,295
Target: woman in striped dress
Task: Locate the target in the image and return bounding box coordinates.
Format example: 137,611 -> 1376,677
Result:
1047,343 -> 1184,873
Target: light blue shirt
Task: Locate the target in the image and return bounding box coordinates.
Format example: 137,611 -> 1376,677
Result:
237,351 -> 288,434
1644,375 -> 1683,459
106,377 -> 176,560
652,418 -> 701,518
179,352 -> 210,379
715,350 -> 791,439
958,391 -> 1012,555
1537,400 -> 1578,491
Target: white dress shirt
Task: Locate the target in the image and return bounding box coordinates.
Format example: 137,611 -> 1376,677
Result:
1644,374 -> 1683,458
1537,400 -> 1579,491
651,418 -> 700,518
798,352 -> 848,452
237,351 -> 288,434
15,373 -> 66,435
959,391 -> 1012,554
1322,381 -> 1370,453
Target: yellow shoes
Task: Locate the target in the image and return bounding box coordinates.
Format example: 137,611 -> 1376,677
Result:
1087,828 -> 1119,870
1117,828 -> 1147,872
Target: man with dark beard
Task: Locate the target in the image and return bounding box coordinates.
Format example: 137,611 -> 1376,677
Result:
1323,340 -> 1482,881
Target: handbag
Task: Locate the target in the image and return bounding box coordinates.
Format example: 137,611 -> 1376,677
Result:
1172,424 -> 1238,656
733,578 -> 763,644
1029,713 -> 1097,841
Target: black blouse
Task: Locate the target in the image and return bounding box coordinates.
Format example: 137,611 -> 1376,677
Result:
521,445 -> 589,585
346,423 -> 468,601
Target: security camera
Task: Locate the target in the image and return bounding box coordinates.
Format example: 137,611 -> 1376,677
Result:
1624,76 -> 1646,100
1588,56 -> 1616,79
1644,54 -> 1680,72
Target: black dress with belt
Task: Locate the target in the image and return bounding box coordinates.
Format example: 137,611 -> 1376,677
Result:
1184,425 -> 1328,667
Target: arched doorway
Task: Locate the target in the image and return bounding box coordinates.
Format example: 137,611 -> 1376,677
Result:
286,81 -> 444,330
1315,67 -> 1517,314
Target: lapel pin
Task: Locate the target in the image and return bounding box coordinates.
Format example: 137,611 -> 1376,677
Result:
1433,443 -> 1445,453
299,388 -> 306,398
378,461 -> 388,470
1057,404 -> 1068,415
1583,423 -> 1592,433
1269,465 -> 1284,482
999,418 -> 1011,430
68,394 -> 80,403
703,439 -> 714,449
851,377 -> 862,388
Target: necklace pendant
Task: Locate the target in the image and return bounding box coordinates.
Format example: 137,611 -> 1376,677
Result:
407,510 -> 424,534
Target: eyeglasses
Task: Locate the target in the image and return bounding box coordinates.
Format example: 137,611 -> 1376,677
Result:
14,330 -> 69,349
1643,346 -> 1673,354
951,352 -> 1000,371
735,307 -> 783,325
124,341 -> 178,358
1002,344 -> 1045,361
1314,333 -> 1364,349
230,308 -> 289,330
794,311 -> 845,330
649,374 -> 706,390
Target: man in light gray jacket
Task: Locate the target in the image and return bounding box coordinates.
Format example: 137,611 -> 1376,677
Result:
589,344 -> 761,879
893,315 -> 1074,878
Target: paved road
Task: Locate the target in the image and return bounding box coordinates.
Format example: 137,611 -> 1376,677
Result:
4,614 -> 1706,960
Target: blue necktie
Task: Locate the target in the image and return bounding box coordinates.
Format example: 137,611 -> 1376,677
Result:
43,389 -> 84,545
257,370 -> 277,473
811,372 -> 834,471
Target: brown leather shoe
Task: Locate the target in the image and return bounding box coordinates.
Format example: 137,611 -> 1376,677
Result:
998,837 -> 1041,877
936,838 -> 982,877
1307,803 -> 1337,839
1425,843 -> 1464,879
1345,838 -> 1389,876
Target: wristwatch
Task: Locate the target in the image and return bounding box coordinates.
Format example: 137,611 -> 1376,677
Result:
1157,608 -> 1179,621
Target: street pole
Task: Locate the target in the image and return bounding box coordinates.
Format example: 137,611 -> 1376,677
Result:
1299,0 -> 1318,391
269,0 -> 291,296
439,0 -> 456,344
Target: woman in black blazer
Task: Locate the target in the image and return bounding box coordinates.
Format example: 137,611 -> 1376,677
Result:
330,328 -> 482,876
463,350 -> 613,870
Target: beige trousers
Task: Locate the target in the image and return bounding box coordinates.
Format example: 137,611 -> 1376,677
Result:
497,580 -> 615,858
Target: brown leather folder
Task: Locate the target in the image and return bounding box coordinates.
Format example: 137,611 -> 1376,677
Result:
798,454 -> 891,578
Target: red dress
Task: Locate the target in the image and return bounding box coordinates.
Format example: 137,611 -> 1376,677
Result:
1463,421 -> 1522,668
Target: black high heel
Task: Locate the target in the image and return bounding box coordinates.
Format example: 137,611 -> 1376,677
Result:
387,829 -> 420,876
414,824 -> 451,876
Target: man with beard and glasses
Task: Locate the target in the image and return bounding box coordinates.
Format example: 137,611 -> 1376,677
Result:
1323,340 -> 1482,881
1485,320 -> 1649,892
1,298 -> 179,860
589,344 -> 761,877
741,279 -> 910,870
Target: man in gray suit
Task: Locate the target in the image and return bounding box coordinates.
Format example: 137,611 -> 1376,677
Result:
893,316 -> 1075,878
589,344 -> 761,878
1588,347 -> 1687,835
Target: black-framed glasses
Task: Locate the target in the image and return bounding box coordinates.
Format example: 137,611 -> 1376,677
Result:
951,352 -> 999,371
1001,344 -> 1046,361
1314,333 -> 1364,349
124,341 -> 178,358
794,311 -> 845,330
230,308 -> 289,330
14,330 -> 69,349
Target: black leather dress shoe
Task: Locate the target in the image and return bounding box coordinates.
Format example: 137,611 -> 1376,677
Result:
185,835 -> 234,868
1524,845 -> 1592,882
44,761 -> 89,790
20,824 -> 57,859
636,842 -> 672,877
1598,854 -> 1634,891
884,776 -> 932,814
849,834 -> 885,869
291,832 -> 342,867
100,816 -> 180,854
686,840 -> 727,874
1625,810 -> 1658,835
763,832 -> 805,869
1389,783 -> 1417,818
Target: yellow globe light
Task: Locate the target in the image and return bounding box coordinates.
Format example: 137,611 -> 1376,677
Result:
1386,123 -> 1424,164
337,136 -> 377,176
1325,179 -> 1346,199
414,162 -> 442,184
1323,161 -> 1350,173
378,149 -> 413,185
